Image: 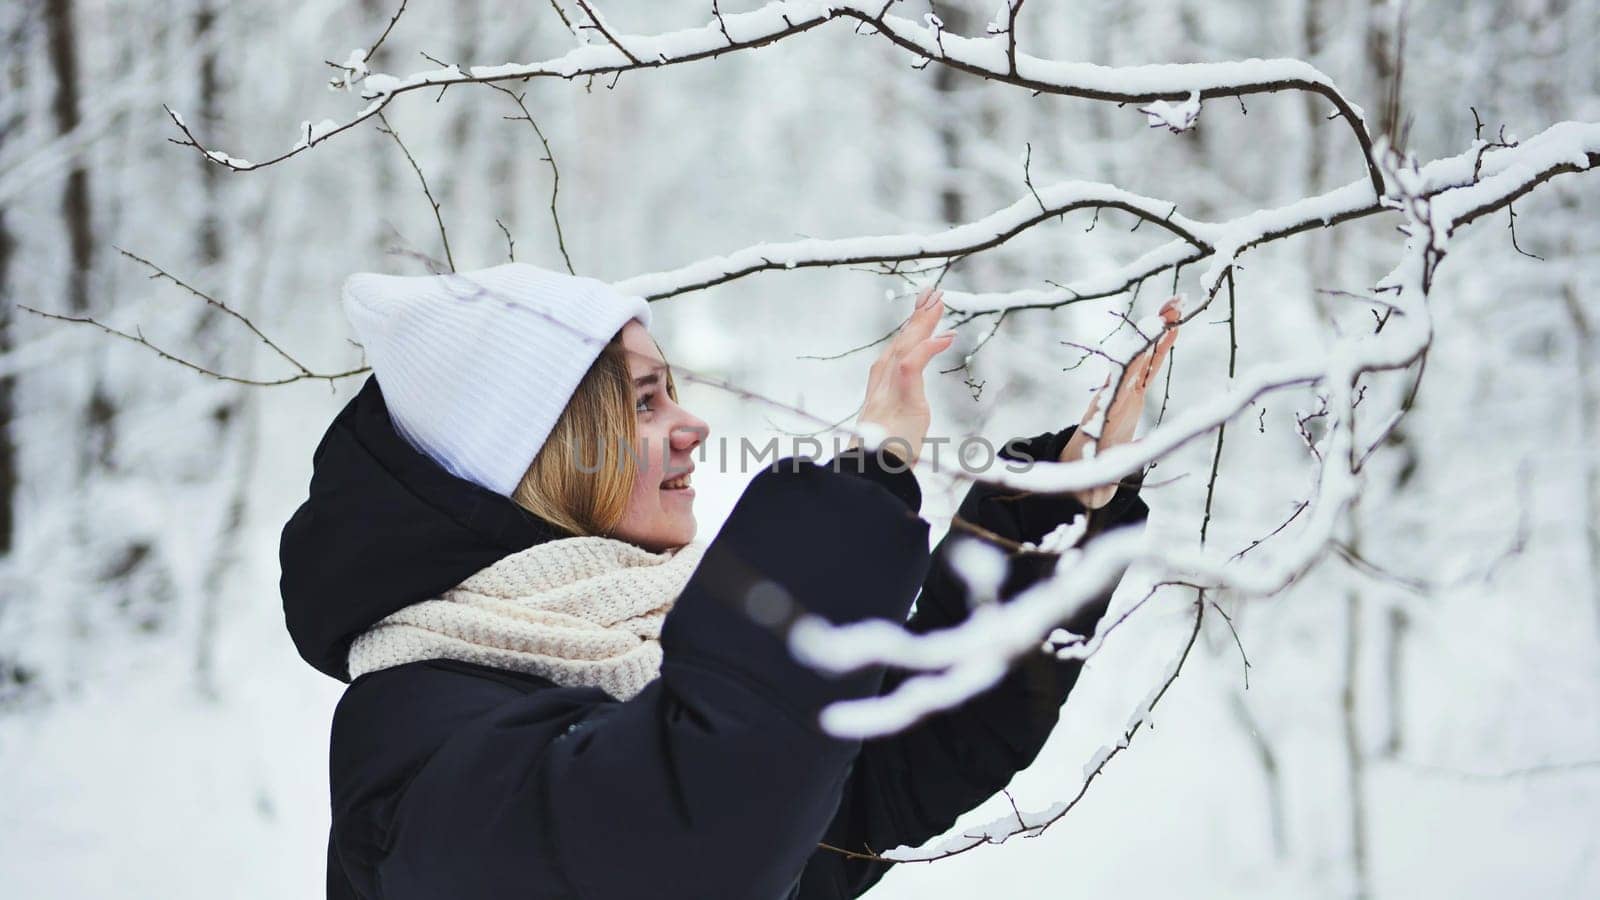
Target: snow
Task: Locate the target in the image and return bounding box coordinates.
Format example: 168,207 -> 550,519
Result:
784,120 -> 1600,739
938,240 -> 1200,315
289,119 -> 342,152
948,536 -> 1007,605
330,48 -> 369,91
614,180 -> 1206,301
1141,89 -> 1202,132
852,420 -> 889,453
203,149 -> 254,169
1429,121 -> 1600,224
1033,514 -> 1088,554
361,73 -> 402,96
984,3 -> 1010,36
1082,744 -> 1115,780
794,527 -> 1149,736
170,1 -> 1372,183
818,655 -> 1010,737
878,799 -> 1074,861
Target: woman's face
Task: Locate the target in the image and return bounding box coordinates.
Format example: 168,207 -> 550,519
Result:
609,320 -> 709,552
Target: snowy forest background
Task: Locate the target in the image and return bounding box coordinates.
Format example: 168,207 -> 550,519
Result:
2,0 -> 1597,897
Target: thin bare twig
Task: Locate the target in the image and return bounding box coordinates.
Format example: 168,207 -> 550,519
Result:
573,0 -> 641,64
17,305 -> 368,387
487,84 -> 575,273
114,247 -> 316,377
374,111 -> 455,273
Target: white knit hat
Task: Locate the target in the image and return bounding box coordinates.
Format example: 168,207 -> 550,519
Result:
341,262 -> 653,497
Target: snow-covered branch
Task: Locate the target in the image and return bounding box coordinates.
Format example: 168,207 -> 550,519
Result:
167,0 -> 1380,194
768,117 -> 1600,863
853,600 -> 1208,864
615,123 -> 1596,319
612,180 -> 1209,300
787,120 -> 1599,743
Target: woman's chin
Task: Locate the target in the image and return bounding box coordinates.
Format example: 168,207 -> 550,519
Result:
623,518 -> 696,553
662,516 -> 696,548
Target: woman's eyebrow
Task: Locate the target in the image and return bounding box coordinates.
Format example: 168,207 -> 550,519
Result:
632,366 -> 667,388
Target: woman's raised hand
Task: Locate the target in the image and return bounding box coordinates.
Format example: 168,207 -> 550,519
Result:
1060,295 -> 1183,508
846,286 -> 957,467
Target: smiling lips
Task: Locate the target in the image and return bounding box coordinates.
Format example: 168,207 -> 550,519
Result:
661,471 -> 693,491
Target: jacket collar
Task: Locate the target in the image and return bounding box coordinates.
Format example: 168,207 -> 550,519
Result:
279,375 -> 570,681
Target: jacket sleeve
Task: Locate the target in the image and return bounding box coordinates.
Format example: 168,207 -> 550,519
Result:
797,425 -> 1150,898
373,455 -> 933,900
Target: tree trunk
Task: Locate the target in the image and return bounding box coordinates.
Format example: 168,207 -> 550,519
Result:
0,1 -> 26,560
45,0 -> 117,478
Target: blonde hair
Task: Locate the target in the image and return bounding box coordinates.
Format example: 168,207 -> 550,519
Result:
511,329 -> 677,536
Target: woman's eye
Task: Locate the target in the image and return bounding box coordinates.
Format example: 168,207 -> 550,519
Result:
635,393 -> 655,414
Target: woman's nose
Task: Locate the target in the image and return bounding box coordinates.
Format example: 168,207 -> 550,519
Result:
672,410 -> 709,451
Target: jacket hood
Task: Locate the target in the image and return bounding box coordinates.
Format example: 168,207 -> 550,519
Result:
279,374 -> 569,682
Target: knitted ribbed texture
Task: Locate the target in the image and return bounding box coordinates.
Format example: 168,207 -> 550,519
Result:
340,263 -> 653,497
347,537 -> 707,701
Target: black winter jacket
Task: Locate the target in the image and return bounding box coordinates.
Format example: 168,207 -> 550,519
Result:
280,375 -> 1148,900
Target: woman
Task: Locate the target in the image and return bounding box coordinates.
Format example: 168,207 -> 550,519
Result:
280,263 -> 1176,900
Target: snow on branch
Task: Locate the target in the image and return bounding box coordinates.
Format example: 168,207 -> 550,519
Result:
165,0 -> 1380,194
859,601 -> 1206,864
612,180 -> 1209,300
771,122 -> 1600,861
786,120 -> 1599,737
1140,89 -> 1201,132
610,123 -> 1596,332
794,124 -> 1598,322
790,526 -> 1147,738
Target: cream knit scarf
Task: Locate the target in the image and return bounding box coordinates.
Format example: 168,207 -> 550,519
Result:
347,536 -> 708,701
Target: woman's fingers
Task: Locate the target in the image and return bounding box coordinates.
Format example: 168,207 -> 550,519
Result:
1072,302 -> 1181,467
1119,344 -> 1154,391
1086,373 -> 1109,414
1128,301 -> 1181,389
874,290 -> 935,370
880,288 -> 945,378
1139,344 -> 1164,387
1145,320 -> 1179,385
1149,330 -> 1176,376
897,288 -> 945,351
849,287 -> 951,465
898,330 -> 957,380
1078,375 -> 1111,437
877,288 -> 940,373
